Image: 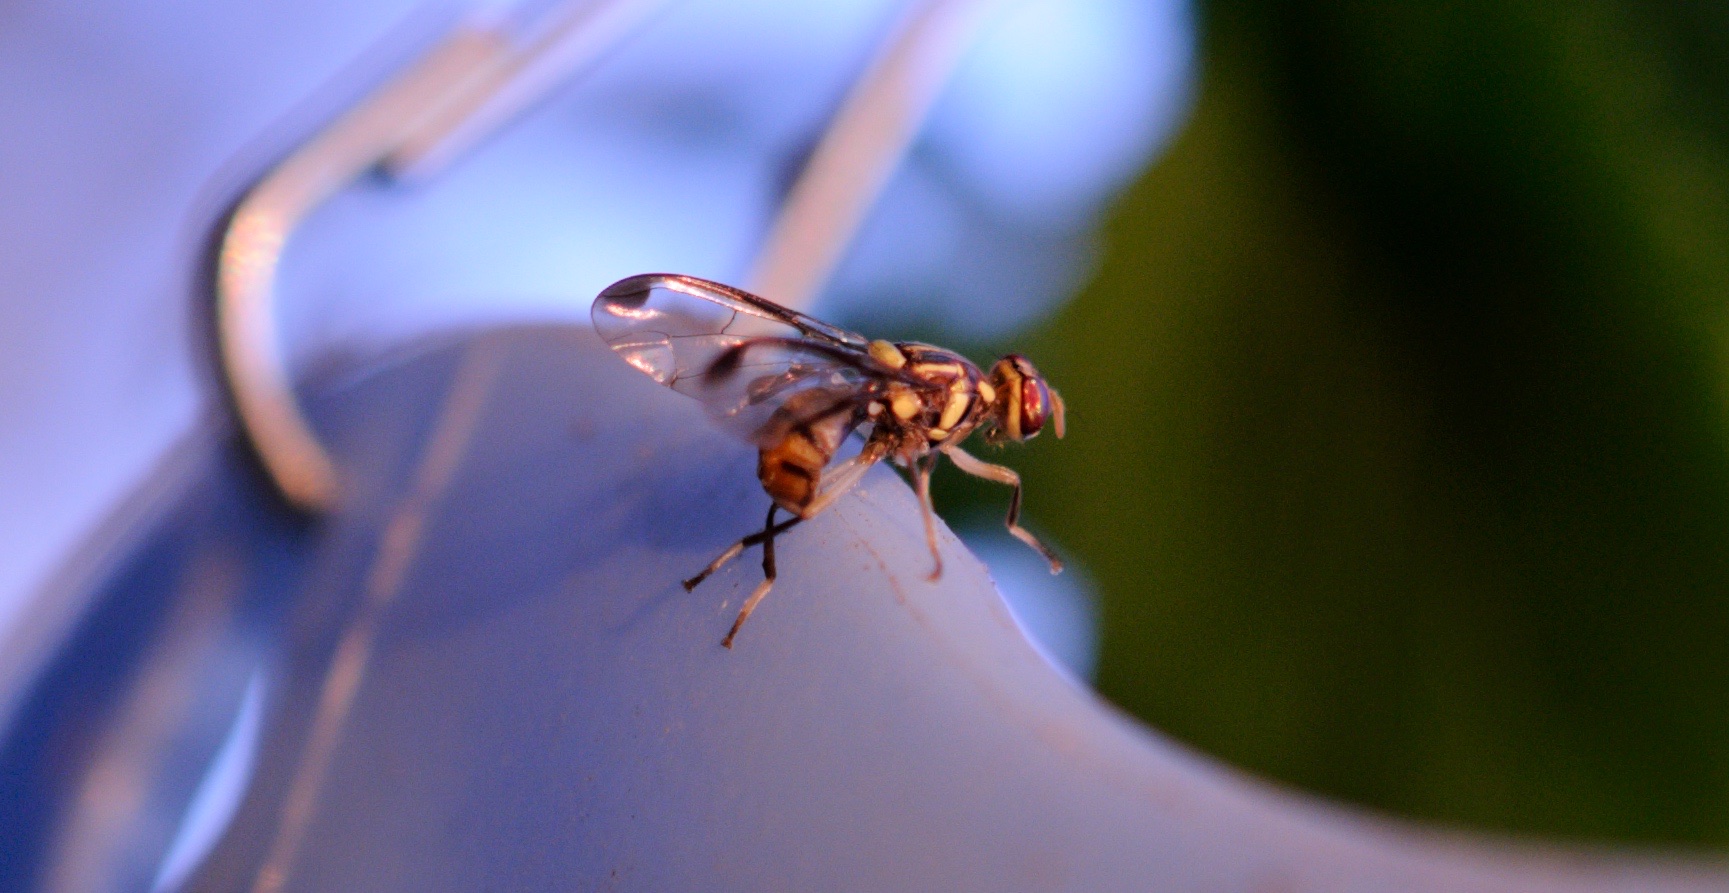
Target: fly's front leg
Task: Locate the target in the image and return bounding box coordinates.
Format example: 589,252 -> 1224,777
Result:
915,452 -> 943,581
944,445 -> 1063,573
722,504 -> 789,649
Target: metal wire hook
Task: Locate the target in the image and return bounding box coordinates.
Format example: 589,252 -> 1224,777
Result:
213,0 -> 1001,514
213,0 -> 671,513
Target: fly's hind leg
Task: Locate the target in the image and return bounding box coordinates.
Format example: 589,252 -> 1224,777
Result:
915,453 -> 943,581
944,445 -> 1063,573
710,442 -> 886,645
721,504 -> 794,649
683,505 -> 801,592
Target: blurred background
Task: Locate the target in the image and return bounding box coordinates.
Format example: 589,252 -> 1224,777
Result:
944,0 -> 1729,849
6,0 -> 1729,877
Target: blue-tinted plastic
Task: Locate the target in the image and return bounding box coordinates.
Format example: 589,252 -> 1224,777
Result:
5,327 -> 1725,892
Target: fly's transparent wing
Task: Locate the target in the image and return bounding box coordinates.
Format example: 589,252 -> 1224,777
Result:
595,273 -> 867,356
592,274 -> 886,444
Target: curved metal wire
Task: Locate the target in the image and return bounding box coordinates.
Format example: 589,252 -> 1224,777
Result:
213,0 -> 1000,514
213,0 -> 671,512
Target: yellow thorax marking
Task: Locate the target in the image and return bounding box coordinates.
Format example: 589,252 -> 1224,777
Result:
890,391 -> 921,421
937,380 -> 970,431
977,379 -> 996,405
911,361 -> 963,378
868,340 -> 907,369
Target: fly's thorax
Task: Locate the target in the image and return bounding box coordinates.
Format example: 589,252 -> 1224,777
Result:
891,344 -> 988,444
862,342 -> 991,451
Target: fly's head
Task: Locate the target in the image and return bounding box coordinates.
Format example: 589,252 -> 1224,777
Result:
986,354 -> 1064,445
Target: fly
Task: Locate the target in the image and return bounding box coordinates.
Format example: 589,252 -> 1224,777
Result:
593,273 -> 1065,648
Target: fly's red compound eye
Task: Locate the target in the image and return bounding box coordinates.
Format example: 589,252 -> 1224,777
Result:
991,355 -> 1055,441
1019,374 -> 1051,440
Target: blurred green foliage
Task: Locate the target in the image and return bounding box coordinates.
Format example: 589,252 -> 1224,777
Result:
1016,0 -> 1729,846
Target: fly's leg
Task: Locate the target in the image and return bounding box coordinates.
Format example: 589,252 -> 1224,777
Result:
722,505 -> 787,649
800,438 -> 889,518
944,445 -> 1063,573
915,452 -> 943,581
708,441 -> 886,645
683,505 -> 802,592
